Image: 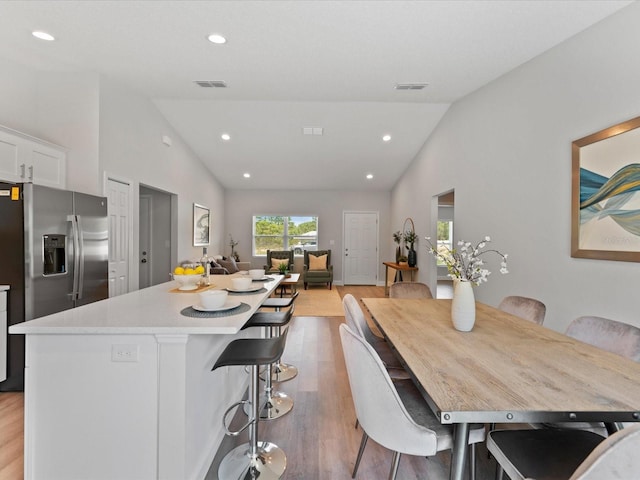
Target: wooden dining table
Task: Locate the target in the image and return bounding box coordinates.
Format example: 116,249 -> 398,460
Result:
361,298 -> 640,480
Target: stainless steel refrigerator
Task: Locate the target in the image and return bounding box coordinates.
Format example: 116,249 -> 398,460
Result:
0,182 -> 109,390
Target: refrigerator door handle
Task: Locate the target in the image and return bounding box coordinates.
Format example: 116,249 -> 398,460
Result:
68,215 -> 80,301
76,215 -> 86,300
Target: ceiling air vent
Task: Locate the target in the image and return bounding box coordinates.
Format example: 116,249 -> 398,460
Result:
194,80 -> 227,88
394,83 -> 428,90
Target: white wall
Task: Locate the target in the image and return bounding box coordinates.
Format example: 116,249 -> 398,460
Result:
97,78 -> 225,272
225,189 -> 391,284
391,2 -> 640,332
0,58 -> 38,134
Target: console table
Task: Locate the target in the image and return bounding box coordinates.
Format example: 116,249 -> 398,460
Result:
382,261 -> 418,296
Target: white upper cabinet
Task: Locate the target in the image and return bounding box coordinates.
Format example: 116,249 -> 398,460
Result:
0,125 -> 66,189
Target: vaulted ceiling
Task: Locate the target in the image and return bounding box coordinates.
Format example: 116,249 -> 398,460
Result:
0,1 -> 632,190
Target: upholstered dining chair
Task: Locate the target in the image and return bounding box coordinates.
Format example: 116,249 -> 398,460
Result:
303,249 -> 333,289
565,315 -> 640,362
497,295 -> 546,325
342,294 -> 409,380
340,324 -> 486,480
488,424 -> 640,480
263,249 -> 294,274
389,282 -> 433,299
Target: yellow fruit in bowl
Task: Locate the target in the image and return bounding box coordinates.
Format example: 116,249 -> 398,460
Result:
184,268 -> 196,275
194,265 -> 205,274
174,266 -> 185,275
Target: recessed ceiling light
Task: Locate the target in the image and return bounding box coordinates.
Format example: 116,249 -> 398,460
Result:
32,31 -> 55,41
382,135 -> 391,142
207,34 -> 227,44
221,133 -> 230,141
366,174 -> 374,180
243,173 -> 251,178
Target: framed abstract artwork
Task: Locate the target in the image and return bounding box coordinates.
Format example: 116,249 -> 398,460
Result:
571,116 -> 640,262
193,203 -> 210,246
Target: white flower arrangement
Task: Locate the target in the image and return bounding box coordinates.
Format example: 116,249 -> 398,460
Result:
425,236 -> 509,285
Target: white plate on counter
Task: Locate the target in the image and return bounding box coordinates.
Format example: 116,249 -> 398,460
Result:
192,300 -> 241,312
226,286 -> 263,293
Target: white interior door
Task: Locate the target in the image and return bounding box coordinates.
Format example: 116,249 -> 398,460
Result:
343,212 -> 378,285
107,178 -> 131,297
139,195 -> 152,289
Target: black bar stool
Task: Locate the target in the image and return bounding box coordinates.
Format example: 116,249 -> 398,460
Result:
260,291 -> 299,383
212,333 -> 288,479
241,309 -> 294,420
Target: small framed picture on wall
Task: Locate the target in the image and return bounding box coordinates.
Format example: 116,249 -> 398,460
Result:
193,203 -> 210,246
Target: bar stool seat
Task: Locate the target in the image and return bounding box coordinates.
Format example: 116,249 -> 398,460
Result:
260,291 -> 299,383
212,334 -> 288,480
242,310 -> 294,420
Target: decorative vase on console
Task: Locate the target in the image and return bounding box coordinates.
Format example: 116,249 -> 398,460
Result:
392,231 -> 403,263
403,230 -> 418,267
407,248 -> 417,267
425,235 -> 509,332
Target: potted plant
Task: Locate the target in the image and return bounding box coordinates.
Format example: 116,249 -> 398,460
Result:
392,230 -> 402,262
277,262 -> 290,277
398,254 -> 408,266
404,230 -> 418,267
228,234 -> 239,261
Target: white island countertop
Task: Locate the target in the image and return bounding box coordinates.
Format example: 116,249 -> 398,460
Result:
9,274 -> 282,335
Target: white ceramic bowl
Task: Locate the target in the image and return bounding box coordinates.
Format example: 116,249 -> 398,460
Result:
232,277 -> 252,290
173,273 -> 202,291
249,269 -> 265,280
199,290 -> 228,309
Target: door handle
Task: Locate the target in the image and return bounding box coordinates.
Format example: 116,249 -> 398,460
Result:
20,164 -> 25,178
141,259 -> 147,263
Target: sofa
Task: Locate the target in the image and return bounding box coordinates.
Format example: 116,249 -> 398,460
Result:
211,257 -> 251,275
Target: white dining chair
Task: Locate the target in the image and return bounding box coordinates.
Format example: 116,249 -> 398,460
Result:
342,293 -> 409,380
488,424 -> 640,480
497,295 -> 546,325
339,323 -> 486,480
389,282 -> 433,299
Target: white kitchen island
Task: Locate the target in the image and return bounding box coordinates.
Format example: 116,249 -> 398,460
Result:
9,274 -> 283,480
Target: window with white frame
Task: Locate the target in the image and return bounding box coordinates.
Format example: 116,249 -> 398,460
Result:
253,216 -> 318,256
436,220 -> 453,266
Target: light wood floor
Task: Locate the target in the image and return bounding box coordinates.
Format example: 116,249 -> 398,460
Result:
0,285 -> 497,480
0,390 -> 23,480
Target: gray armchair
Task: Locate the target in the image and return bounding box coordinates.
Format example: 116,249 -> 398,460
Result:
264,250 -> 294,274
303,249 -> 333,289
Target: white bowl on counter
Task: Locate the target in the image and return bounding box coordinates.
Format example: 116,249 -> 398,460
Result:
173,273 -> 202,291
199,290 -> 228,309
232,277 -> 252,290
248,269 -> 265,280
